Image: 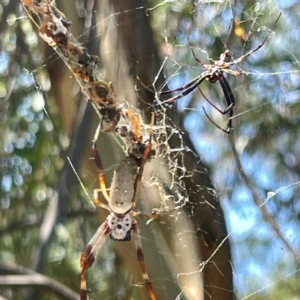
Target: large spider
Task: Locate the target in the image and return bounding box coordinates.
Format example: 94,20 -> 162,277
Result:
80,113 -> 177,300
159,14 -> 281,133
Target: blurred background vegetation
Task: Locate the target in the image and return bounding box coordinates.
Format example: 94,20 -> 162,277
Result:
1,0 -> 300,300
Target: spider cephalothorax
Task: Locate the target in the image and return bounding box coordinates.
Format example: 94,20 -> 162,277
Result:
107,212 -> 132,241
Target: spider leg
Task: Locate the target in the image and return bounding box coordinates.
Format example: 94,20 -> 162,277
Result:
124,109 -> 141,140
132,218 -> 157,300
188,37 -> 204,65
222,68 -> 242,77
220,76 -> 235,132
201,77 -> 235,133
231,13 -> 281,66
92,120 -> 111,203
80,221 -> 111,300
93,189 -> 109,210
199,87 -> 230,115
220,76 -> 235,110
160,74 -> 206,104
198,77 -> 233,114
202,107 -> 232,134
131,113 -> 155,209
159,73 -> 206,99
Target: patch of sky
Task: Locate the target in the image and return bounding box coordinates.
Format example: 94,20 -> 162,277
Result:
278,0 -> 298,9
192,133 -> 220,163
13,173 -> 23,186
1,175 -> 12,192
0,51 -> 9,74
17,71 -> 36,89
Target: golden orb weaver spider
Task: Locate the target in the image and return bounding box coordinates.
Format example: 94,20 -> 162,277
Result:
80,113 -> 180,300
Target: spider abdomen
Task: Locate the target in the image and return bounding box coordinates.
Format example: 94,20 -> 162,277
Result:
109,156 -> 138,214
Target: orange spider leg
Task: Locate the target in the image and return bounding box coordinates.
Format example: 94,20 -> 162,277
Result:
92,121 -> 110,203
124,109 -> 141,139
132,113 -> 155,208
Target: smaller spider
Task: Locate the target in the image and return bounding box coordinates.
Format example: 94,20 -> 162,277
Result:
158,13 -> 281,132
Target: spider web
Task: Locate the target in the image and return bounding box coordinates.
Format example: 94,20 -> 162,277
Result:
2,0 -> 300,300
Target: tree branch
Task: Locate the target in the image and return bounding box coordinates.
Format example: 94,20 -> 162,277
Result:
0,262 -> 79,300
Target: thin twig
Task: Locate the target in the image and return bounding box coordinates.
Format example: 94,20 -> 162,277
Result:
228,135 -> 300,262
